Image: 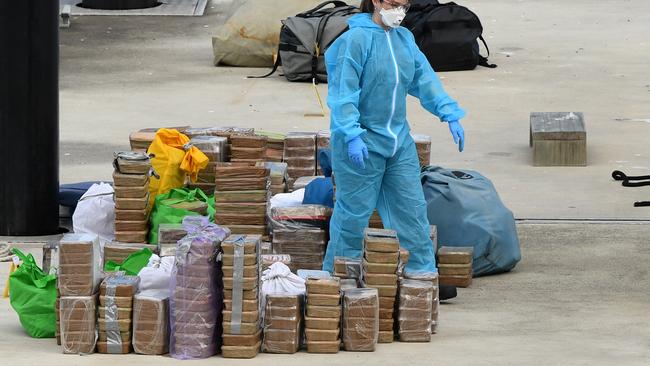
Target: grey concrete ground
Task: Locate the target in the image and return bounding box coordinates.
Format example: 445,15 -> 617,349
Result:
2,223 -> 649,365
3,0 -> 650,365
57,0 -> 650,220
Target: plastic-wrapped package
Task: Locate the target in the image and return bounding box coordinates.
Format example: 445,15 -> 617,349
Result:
437,246 -> 474,264
364,228 -> 399,253
262,294 -> 302,354
342,288 -> 379,352
412,134 -> 432,167
404,271 -> 439,334
221,234 -> 262,359
169,217 -> 230,359
284,132 -> 317,188
334,256 -> 361,279
58,234 -> 102,296
97,275 -> 140,354
190,136 -> 228,162
59,295 -> 97,354
256,162 -> 287,194
398,279 -> 433,342
113,151 -> 151,175
132,289 -> 169,355
272,228 -> 327,272
157,224 -> 188,257
304,276 -> 341,353
269,205 -> 332,231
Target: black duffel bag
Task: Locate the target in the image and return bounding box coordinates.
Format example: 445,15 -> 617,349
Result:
403,0 -> 496,71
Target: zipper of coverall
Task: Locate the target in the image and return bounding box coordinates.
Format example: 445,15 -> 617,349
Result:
384,29 -> 400,157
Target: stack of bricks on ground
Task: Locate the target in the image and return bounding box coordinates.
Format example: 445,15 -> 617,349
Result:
263,294 -> 302,354
283,132 -> 317,189
304,277 -> 341,353
188,135 -> 227,195
113,152 -> 151,243
362,228 -> 400,343
342,288 -> 379,351
97,275 -> 139,354
221,235 -> 262,359
214,164 -> 270,238
438,246 -> 474,288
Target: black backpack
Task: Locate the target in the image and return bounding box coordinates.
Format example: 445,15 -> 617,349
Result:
252,1 -> 359,83
403,0 -> 496,71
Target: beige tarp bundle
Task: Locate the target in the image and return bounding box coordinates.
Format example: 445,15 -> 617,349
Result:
212,0 -> 360,67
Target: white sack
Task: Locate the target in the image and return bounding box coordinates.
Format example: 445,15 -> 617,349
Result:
72,182 -> 115,243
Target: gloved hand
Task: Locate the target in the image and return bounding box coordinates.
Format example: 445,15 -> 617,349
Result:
448,120 -> 465,152
347,136 -> 369,169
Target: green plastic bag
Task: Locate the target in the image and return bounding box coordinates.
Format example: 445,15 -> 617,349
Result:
149,188 -> 215,244
9,249 -> 57,338
104,247 -> 153,275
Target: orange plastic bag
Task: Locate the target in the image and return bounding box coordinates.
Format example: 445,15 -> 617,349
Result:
147,129 -> 208,209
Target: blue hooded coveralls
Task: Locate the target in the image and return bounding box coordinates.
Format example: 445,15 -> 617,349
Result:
323,13 -> 466,275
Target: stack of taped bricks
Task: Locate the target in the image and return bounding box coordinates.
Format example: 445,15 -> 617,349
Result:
304,277 -> 341,353
398,279 -> 434,342
214,164 -> 269,238
231,135 -> 267,163
113,151 -> 151,243
316,130 -> 330,176
263,293 -> 302,354
132,289 -> 169,355
221,235 -> 262,359
438,246 -> 474,288
260,162 -> 287,195
97,275 -> 140,354
188,135 -> 227,195
342,287 -> 379,351
58,234 -> 101,354
272,228 -> 327,272
362,228 -> 400,343
283,132 -> 317,190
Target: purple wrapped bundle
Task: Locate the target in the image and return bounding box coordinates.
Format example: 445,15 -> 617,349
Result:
169,216 -> 231,360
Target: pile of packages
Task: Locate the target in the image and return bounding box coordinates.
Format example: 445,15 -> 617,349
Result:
97,275 -> 139,354
214,164 -> 270,238
221,235 -> 262,359
231,135 -> 267,163
113,152 -> 151,243
361,228 -> 400,343
438,246 -> 474,288
304,277 -> 341,353
263,294 -> 302,354
188,135 -> 227,194
283,132 -> 317,189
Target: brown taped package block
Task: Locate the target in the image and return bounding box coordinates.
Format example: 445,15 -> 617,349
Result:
437,246 -> 474,265
438,263 -> 473,276
305,316 -> 339,330
305,328 -> 340,342
100,275 -> 140,297
334,257 -> 362,279
58,234 -> 100,296
133,290 -> 169,355
215,214 -> 266,226
223,321 -> 260,335
399,278 -> 433,342
223,288 -> 259,300
114,151 -> 151,175
114,196 -> 149,211
221,235 -> 261,254
97,341 -> 131,354
98,318 -> 132,332
365,284 -> 397,298
363,273 -> 398,286
228,225 -> 268,236
379,296 -> 395,310
307,293 -> 340,307
214,190 -> 268,203
98,331 -> 131,343
223,277 -> 258,291
231,147 -> 266,160
214,202 -> 267,215
364,228 -> 400,253
378,330 -> 394,343
221,253 -> 257,266
306,277 -> 340,295
263,330 -> 300,354
60,295 -> 97,354
113,171 -> 148,187
114,184 -> 149,199
379,318 -> 394,331
439,274 -> 473,288
224,299 -> 258,312
222,341 -> 261,359
222,329 -> 262,347
99,295 -> 133,308
98,307 -> 132,319
306,305 -> 341,319
404,272 -> 439,334
362,259 -> 397,274
231,135 -> 267,148
342,288 -> 378,352
306,340 -> 340,354
214,166 -> 268,178
215,177 -> 268,192
222,265 -> 258,277
114,231 -> 148,243
285,132 -> 317,148
365,250 -> 399,264
115,208 -> 148,222
223,310 -> 259,323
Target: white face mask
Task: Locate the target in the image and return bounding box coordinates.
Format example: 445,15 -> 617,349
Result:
379,7 -> 406,29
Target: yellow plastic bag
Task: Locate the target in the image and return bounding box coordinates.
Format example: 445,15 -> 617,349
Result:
147,128 -> 208,209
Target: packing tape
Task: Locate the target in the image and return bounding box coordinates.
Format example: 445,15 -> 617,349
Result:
230,235 -> 246,334
105,284 -> 123,354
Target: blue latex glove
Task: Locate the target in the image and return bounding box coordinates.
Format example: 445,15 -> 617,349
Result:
347,136 -> 369,169
448,120 -> 465,152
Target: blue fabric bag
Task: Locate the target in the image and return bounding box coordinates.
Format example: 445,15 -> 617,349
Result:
421,166 -> 521,276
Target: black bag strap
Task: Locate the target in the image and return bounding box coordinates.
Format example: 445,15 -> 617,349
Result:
247,52 -> 282,79
612,170 -> 650,187
298,1 -> 348,17
478,35 -> 497,68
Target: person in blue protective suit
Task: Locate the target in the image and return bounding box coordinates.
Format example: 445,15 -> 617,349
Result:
322,0 -> 466,276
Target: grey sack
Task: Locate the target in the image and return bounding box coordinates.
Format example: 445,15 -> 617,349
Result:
421,166 -> 521,276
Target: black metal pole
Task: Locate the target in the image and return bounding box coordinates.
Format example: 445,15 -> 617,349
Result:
0,0 -> 60,235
